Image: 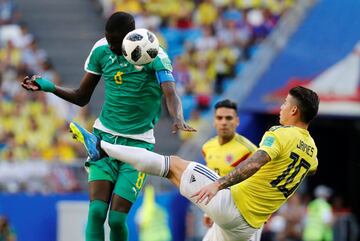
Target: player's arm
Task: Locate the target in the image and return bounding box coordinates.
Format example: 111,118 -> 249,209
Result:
158,71 -> 196,133
192,150 -> 271,204
307,169 -> 317,176
307,158 -> 318,176
21,73 -> 101,106
217,150 -> 270,189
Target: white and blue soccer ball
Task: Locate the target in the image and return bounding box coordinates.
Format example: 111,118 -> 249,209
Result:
122,28 -> 159,66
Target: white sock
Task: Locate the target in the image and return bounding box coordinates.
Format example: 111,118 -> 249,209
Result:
100,140 -> 170,177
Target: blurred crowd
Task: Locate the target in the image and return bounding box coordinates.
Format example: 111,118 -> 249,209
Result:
0,0 -> 93,164
0,0 -> 93,192
260,185 -> 359,241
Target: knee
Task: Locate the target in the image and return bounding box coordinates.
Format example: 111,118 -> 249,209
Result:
108,212 -> 127,230
88,201 -> 108,222
170,155 -> 189,172
108,217 -> 126,230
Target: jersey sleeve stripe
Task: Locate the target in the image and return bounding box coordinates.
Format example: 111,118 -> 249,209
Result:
201,149 -> 206,158
236,136 -> 257,152
230,152 -> 251,167
84,38 -> 107,74
85,68 -> 102,75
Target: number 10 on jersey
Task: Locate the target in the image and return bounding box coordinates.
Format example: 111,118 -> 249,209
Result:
270,152 -> 310,198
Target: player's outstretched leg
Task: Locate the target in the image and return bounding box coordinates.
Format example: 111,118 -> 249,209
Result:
69,121 -> 170,177
69,122 -> 101,161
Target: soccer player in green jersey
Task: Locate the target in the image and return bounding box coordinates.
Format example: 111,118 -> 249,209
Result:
70,86 -> 319,241
21,12 -> 195,241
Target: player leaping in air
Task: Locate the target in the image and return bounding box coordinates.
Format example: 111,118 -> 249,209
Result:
70,86 -> 319,241
21,11 -> 195,241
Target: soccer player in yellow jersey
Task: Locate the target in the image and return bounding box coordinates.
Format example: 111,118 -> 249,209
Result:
202,99 -> 257,177
70,86 -> 319,241
202,99 -> 257,233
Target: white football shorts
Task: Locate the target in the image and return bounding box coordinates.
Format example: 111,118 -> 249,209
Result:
179,162 -> 260,241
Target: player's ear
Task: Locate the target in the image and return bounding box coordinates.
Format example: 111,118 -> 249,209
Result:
291,105 -> 298,116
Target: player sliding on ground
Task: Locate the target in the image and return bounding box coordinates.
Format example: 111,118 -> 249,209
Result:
70,86 -> 319,241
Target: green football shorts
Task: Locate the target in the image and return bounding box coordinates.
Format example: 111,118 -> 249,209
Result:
86,128 -> 154,203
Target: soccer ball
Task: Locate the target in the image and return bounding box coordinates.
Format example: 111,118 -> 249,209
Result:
122,28 -> 159,65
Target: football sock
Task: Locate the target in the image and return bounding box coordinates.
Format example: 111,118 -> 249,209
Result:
86,200 -> 109,241
100,141 -> 170,177
108,210 -> 128,241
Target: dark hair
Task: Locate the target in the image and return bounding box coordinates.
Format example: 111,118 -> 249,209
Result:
289,86 -> 319,123
105,12 -> 135,34
214,99 -> 238,112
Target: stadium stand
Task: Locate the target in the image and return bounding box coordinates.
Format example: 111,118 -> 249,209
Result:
0,0 -> 94,193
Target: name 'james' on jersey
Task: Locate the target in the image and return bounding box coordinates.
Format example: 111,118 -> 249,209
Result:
231,126 -> 318,228
84,38 -> 172,135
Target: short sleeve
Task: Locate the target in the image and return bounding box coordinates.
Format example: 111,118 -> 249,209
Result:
149,47 -> 172,72
258,131 -> 281,160
310,158 -> 318,172
84,39 -> 107,75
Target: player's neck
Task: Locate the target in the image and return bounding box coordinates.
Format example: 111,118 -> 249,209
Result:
218,134 -> 235,145
295,122 -> 309,130
285,119 -> 308,130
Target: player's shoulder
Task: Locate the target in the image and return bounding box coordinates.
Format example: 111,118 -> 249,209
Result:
268,125 -> 294,133
147,46 -> 172,71
234,133 -> 252,143
90,38 -> 109,53
156,46 -> 171,63
202,136 -> 218,149
234,134 -> 257,149
158,46 -> 169,58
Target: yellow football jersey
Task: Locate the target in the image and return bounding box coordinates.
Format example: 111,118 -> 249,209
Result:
231,126 -> 318,228
202,134 -> 257,176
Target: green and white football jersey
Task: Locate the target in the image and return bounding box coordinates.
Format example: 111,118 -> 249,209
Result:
84,38 -> 172,135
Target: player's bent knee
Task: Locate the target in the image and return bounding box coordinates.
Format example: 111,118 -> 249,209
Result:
108,215 -> 126,229
167,155 -> 190,187
89,207 -> 106,220
88,200 -> 108,222
108,210 -> 128,234
170,155 -> 190,172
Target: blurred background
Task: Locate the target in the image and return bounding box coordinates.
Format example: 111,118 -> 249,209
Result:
0,0 -> 359,240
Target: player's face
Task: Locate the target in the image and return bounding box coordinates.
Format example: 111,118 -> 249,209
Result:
214,107 -> 239,139
279,94 -> 297,125
105,32 -> 126,55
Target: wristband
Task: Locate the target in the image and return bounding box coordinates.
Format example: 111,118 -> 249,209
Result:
34,77 -> 56,92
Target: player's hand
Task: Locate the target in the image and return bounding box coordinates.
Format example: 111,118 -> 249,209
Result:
203,214 -> 214,228
21,75 -> 42,91
191,182 -> 220,205
172,119 -> 197,134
